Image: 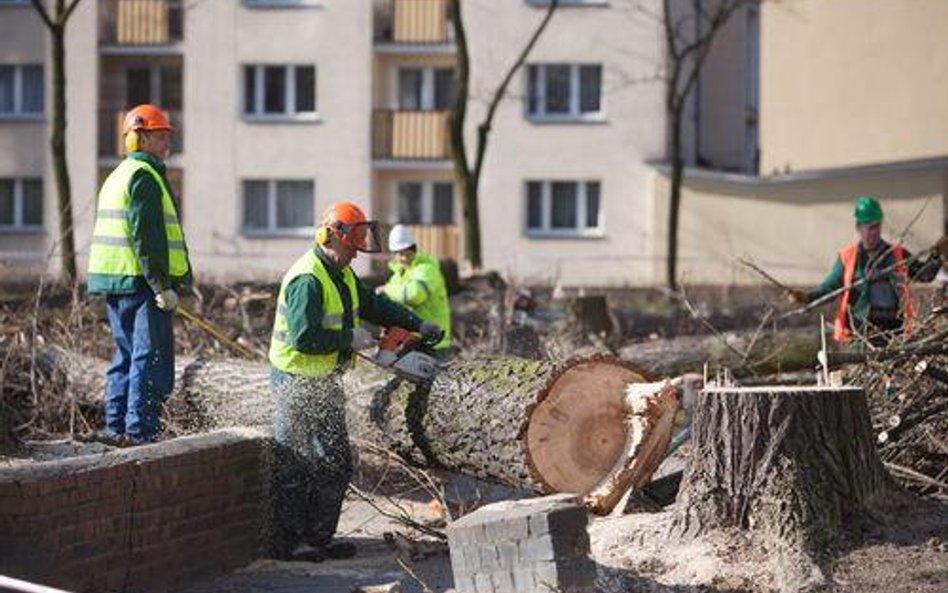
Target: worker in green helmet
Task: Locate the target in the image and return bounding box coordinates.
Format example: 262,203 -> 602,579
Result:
789,196 -> 944,343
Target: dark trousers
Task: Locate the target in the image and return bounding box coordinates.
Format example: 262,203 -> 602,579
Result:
269,368 -> 352,556
104,286 -> 174,442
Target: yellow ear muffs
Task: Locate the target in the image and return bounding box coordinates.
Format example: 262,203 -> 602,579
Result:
315,225 -> 329,246
124,130 -> 140,153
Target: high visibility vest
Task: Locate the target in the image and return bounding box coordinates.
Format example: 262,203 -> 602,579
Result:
383,252 -> 451,350
269,250 -> 361,376
87,158 -> 189,279
834,243 -> 916,342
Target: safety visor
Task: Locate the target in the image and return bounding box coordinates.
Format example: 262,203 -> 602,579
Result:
338,220 -> 383,253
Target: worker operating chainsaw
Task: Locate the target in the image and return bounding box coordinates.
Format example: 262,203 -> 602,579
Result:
268,201 -> 443,563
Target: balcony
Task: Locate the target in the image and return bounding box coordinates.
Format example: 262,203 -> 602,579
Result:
374,0 -> 453,47
406,223 -> 459,262
98,109 -> 183,159
99,0 -> 184,48
373,110 -> 451,161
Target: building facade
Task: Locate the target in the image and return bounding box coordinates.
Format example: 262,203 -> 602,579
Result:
0,0 -> 944,288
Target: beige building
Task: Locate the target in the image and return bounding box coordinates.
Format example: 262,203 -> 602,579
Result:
0,0 -> 945,288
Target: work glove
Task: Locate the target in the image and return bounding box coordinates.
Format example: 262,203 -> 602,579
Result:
784,289 -> 807,305
351,326 -> 376,351
154,289 -> 179,311
418,322 -> 444,345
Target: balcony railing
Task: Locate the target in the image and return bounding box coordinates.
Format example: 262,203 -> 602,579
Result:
98,109 -> 183,158
375,0 -> 452,45
100,0 -> 184,46
373,110 -> 451,160
407,224 -> 459,262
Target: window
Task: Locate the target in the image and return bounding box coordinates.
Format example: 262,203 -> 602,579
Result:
395,181 -> 455,225
243,65 -> 317,119
526,64 -> 602,120
0,65 -> 44,117
525,181 -> 602,236
395,67 -> 455,110
125,66 -> 182,110
242,179 -> 314,235
0,178 -> 43,231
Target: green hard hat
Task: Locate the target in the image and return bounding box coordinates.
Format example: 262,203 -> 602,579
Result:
854,196 -> 883,224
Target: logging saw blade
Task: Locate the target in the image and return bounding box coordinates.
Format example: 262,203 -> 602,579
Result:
356,326 -> 441,384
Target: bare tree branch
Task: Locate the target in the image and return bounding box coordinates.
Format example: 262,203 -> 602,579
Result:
29,0 -> 56,30
63,0 -> 84,24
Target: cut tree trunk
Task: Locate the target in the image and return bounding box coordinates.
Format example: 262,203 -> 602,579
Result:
673,385 -> 896,592
619,327 -> 820,377
41,347 -> 679,499
345,355 -> 673,494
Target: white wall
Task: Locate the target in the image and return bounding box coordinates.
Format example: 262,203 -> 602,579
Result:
461,0 -> 667,287
182,1 -> 374,282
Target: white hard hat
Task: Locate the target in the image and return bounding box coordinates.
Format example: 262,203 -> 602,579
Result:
388,224 -> 416,252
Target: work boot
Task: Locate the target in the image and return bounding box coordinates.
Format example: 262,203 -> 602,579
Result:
76,430 -> 125,447
289,545 -> 326,563
324,541 -> 357,559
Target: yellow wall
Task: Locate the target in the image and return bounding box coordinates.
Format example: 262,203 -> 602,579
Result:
760,0 -> 948,173
648,164 -> 947,286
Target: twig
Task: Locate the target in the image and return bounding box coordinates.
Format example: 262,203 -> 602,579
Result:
348,484 -> 446,541
396,557 -> 436,593
884,461 -> 948,491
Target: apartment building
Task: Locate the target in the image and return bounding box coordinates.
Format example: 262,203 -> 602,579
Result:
0,0 -> 678,287
1,0 -> 944,288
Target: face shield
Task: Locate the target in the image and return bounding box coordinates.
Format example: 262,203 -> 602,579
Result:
336,220 -> 383,253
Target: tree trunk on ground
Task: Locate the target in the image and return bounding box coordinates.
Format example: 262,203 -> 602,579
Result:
345,355 -> 666,494
618,327 -> 820,378
41,348 -> 680,499
673,385 -> 896,592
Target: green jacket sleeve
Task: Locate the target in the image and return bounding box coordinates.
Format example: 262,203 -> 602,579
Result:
358,277 -> 422,331
127,169 -> 170,293
283,275 -> 351,354
389,264 -> 435,308
806,256 -> 845,302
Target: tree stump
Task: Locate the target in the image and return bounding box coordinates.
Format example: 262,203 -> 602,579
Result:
674,385 -> 895,591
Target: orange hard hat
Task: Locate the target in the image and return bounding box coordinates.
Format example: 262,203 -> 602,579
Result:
320,201 -> 381,252
123,104 -> 173,135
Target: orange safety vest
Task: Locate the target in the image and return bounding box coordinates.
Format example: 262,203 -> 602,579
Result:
834,243 -> 916,342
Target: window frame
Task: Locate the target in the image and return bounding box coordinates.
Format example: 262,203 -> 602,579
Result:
393,66 -> 456,111
241,178 -> 315,237
242,64 -> 319,122
0,64 -> 44,120
392,180 -> 456,226
0,177 -> 44,233
524,180 -> 603,238
526,63 -> 604,123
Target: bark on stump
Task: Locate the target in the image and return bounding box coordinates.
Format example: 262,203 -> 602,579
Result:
674,385 -> 895,591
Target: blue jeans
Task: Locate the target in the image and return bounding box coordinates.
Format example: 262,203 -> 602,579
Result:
104,286 -> 174,442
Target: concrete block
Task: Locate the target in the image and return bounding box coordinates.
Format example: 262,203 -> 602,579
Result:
512,567 -> 535,592
453,574 -> 476,593
495,541 -> 519,568
491,570 -> 515,593
474,572 -> 493,593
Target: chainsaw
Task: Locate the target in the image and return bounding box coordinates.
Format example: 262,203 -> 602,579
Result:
356,326 -> 441,384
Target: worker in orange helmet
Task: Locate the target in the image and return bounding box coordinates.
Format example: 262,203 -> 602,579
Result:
86,104 -> 191,447
268,201 -> 443,562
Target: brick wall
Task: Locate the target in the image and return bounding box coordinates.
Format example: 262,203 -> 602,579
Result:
0,429 -> 270,593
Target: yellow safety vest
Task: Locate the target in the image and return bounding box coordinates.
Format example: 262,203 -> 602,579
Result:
87,158 -> 189,279
269,249 -> 361,376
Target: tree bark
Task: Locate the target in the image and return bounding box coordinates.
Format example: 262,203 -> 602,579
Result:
673,385 -> 896,592
51,24 -> 77,283
618,327 -> 820,378
42,348 -> 681,499
345,355 -> 656,494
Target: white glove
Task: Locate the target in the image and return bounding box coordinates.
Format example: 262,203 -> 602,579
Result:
154,289 -> 179,311
351,327 -> 376,351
